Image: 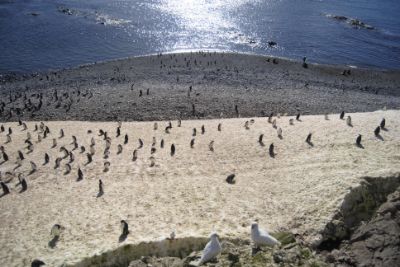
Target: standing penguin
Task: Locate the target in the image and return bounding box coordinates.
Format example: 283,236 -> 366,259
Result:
380,118 -> 386,129
120,220 -> 129,240
170,144 -> 175,156
340,111 -> 345,119
269,143 -> 275,157
356,134 -> 362,147
1,181 -> 10,195
374,126 -> 380,136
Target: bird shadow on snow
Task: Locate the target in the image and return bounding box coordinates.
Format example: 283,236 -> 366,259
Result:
356,143 -> 365,149
376,134 -> 384,141
48,236 -> 59,249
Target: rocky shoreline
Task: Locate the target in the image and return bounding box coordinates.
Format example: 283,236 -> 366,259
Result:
1,52 -> 400,122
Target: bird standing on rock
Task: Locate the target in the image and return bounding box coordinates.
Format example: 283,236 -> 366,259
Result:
198,233 -> 222,266
251,222 -> 281,248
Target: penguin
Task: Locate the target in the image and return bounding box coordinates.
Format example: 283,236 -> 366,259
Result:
209,141 -> 214,152
201,125 -> 205,134
346,116 -> 352,127
54,157 -> 61,169
306,133 -> 312,144
151,147 -> 156,154
356,134 -> 362,147
120,220 -> 129,237
269,143 -> 275,157
116,126 -> 121,137
6,134 -> 11,144
59,129 -> 64,139
160,139 -> 164,148
30,161 -> 37,174
153,122 -> 158,130
296,113 -> 300,121
117,144 -> 123,154
268,113 -> 273,123
272,119 -> 277,129
31,259 -> 45,267
217,123 -> 222,131
235,105 -> 239,117
90,137 -> 96,147
132,150 -> 138,161
103,161 -> 110,172
258,134 -> 264,145
71,136 -> 77,145
190,139 -> 195,148
277,127 -> 283,139
18,150 -> 24,161
192,128 -> 197,136
226,174 -> 235,184
374,126 -> 380,136
380,118 -> 386,129
77,168 -> 83,181
138,139 -> 143,149
244,121 -> 250,130
98,179 -> 103,195
2,151 -> 8,162
340,111 -> 345,120
80,146 -> 85,154
44,153 -> 49,165
50,224 -> 62,238
52,138 -> 57,148
1,181 -> 10,195
64,164 -> 71,175
60,147 -> 69,158
149,156 -> 155,167
103,148 -> 110,159
86,153 -> 92,165
178,119 -> 181,127
18,174 -> 28,192
170,144 -> 175,156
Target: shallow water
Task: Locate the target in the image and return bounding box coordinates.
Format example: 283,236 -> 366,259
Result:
0,0 -> 399,72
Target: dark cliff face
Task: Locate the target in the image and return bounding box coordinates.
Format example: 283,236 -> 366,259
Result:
319,175 -> 400,266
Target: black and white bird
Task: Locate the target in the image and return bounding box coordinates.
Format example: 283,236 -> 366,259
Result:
226,174 -> 235,184
269,143 -> 275,157
170,144 -> 175,156
356,134 -> 362,147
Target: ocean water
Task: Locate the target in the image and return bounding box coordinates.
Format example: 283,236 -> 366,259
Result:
0,0 -> 399,73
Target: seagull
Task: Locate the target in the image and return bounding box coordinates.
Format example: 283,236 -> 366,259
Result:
198,232 -> 222,265
251,222 -> 280,248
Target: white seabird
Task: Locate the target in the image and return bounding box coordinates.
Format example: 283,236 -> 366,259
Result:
251,222 -> 281,247
198,232 -> 222,265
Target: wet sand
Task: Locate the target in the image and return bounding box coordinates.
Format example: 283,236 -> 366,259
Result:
0,110 -> 399,266
1,52 -> 400,122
